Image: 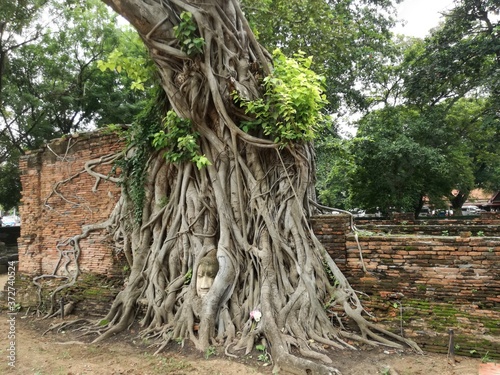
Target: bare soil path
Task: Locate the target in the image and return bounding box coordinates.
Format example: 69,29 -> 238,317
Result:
0,274 -> 491,375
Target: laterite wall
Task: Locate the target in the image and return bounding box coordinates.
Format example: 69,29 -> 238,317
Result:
15,130 -> 500,358
18,130 -> 125,277
311,214 -> 500,359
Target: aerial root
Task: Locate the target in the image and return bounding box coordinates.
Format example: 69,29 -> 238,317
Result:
42,318 -> 93,336
45,301 -> 76,319
298,344 -> 333,364
309,330 -> 354,350
152,330 -> 175,355
55,340 -> 86,345
224,343 -> 239,358
274,351 -> 343,375
364,321 -> 422,353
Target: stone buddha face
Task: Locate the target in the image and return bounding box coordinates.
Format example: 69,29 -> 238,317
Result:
196,249 -> 218,298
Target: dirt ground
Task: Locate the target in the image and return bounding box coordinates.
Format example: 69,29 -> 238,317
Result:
0,274 -> 491,375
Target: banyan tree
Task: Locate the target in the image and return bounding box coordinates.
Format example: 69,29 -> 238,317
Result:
51,0 -> 420,374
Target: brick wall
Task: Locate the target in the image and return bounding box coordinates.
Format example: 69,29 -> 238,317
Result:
345,235 -> 500,306
18,130 -> 125,277
357,213 -> 500,237
312,214 -> 500,358
16,130 -> 500,358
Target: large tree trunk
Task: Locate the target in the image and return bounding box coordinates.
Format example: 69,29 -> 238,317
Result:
62,0 -> 420,373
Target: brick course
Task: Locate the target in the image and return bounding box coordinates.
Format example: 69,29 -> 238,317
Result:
312,214 -> 500,358
15,131 -> 500,358
18,131 -> 125,277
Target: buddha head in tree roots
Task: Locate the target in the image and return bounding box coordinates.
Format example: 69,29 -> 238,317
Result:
196,249 -> 219,298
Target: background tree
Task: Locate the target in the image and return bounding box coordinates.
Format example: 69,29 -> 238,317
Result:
443,98 -> 500,212
332,0 -> 500,215
0,0 -> 47,212
402,0 -> 500,209
349,105 -> 457,216
347,74 -> 499,217
315,33 -> 416,211
404,0 -> 499,108
0,160 -> 21,211
0,0 -> 47,162
46,1 -> 419,374
241,0 -> 400,113
315,134 -> 354,209
0,0 -> 148,210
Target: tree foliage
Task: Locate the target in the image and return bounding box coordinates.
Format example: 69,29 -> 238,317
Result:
0,0 -> 46,160
350,106 -> 456,214
241,0 -> 400,113
401,0 -> 500,208
444,97 -> 500,210
315,134 -> 353,209
233,50 -> 328,146
404,0 -> 499,107
0,0 -> 148,209
345,95 -> 499,215
0,160 -> 21,211
326,0 -> 500,214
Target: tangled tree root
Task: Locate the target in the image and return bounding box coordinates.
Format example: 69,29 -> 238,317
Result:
36,1 -> 423,373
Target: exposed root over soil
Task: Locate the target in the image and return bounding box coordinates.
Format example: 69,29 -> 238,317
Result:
1,315 -> 482,375
37,0 -> 423,374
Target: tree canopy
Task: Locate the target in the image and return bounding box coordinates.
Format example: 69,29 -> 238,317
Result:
0,0 -> 148,210
241,0 -> 400,112
350,105 -> 465,214
317,0 -> 500,215
402,0 -> 500,210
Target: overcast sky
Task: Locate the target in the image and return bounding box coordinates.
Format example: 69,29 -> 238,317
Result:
393,0 -> 455,38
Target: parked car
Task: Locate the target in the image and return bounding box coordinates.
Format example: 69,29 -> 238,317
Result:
364,207 -> 382,218
461,206 -> 482,216
349,208 -> 366,217
1,215 -> 20,226
436,209 -> 453,217
419,206 -> 431,217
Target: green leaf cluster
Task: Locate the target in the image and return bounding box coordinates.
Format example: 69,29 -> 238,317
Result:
318,0 -> 500,214
173,12 -> 205,57
315,134 -> 353,209
350,106 -> 456,213
0,160 -> 21,211
242,0 -> 400,112
233,49 -> 328,147
152,111 -> 211,170
97,44 -> 152,91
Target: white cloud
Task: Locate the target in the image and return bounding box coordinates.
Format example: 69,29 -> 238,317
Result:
393,0 -> 455,38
